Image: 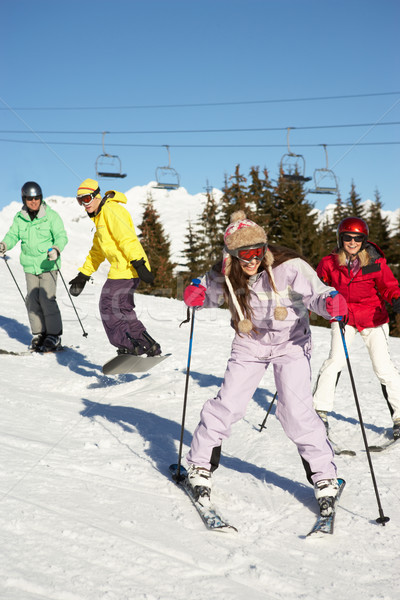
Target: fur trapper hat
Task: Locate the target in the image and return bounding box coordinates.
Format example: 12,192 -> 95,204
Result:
222,211 -> 268,277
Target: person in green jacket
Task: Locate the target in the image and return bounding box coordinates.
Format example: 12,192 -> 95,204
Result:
0,181 -> 68,352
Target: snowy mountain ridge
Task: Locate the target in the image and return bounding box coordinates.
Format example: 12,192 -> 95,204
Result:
1,182 -> 399,273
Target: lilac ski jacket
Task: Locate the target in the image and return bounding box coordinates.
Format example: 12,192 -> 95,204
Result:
198,258 -> 336,359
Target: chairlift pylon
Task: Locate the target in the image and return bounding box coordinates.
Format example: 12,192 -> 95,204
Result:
95,132 -> 127,179
154,145 -> 180,190
280,128 -> 311,183
309,144 -> 339,195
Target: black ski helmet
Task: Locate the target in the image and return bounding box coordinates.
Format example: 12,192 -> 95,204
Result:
21,181 -> 43,205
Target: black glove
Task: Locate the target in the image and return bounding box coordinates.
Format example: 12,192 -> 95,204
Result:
69,272 -> 90,297
131,258 -> 154,284
392,297 -> 400,313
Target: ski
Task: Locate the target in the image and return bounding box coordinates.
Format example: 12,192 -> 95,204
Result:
169,464 -> 237,533
307,478 -> 346,537
368,438 -> 400,453
0,346 -> 69,356
0,348 -> 34,356
328,436 -> 356,457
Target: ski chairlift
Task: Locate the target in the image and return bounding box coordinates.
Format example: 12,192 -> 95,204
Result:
95,132 -> 127,179
154,145 -> 180,190
309,144 -> 339,195
280,128 -> 311,183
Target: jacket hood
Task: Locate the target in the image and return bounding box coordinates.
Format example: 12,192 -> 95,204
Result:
103,190 -> 128,204
20,202 -> 47,220
365,240 -> 384,259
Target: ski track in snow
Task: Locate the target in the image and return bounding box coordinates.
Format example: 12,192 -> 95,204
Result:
1,195 -> 400,600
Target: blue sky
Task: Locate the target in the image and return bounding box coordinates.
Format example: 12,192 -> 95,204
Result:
1,0 -> 399,213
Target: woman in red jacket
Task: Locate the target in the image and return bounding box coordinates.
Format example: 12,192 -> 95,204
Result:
313,217 -> 400,440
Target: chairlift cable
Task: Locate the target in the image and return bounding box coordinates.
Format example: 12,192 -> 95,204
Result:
0,121 -> 399,135
1,91 -> 399,111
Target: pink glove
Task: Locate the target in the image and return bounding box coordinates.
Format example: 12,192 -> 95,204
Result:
326,291 -> 348,320
183,283 -> 206,307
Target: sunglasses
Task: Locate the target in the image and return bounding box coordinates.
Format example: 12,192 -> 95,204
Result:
342,234 -> 365,243
24,196 -> 41,201
237,246 -> 266,264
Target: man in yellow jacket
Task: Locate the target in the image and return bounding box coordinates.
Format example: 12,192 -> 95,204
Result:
69,178 -> 161,356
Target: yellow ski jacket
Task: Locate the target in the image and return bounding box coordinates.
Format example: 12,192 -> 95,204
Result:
79,191 -> 150,280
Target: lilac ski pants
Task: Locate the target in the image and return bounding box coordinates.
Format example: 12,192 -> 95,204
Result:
187,346 -> 336,484
99,278 -> 146,348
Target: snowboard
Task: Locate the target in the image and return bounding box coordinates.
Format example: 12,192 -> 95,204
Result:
102,352 -> 171,375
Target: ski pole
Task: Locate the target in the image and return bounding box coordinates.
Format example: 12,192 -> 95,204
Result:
173,305 -> 196,482
53,253 -> 88,337
338,320 -> 390,526
1,255 -> 26,303
259,391 -> 278,432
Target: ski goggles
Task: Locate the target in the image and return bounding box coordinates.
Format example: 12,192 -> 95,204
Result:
76,187 -> 100,206
342,234 -> 365,243
228,244 -> 267,264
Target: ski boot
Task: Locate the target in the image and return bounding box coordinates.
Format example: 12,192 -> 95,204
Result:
393,421 -> 400,441
30,333 -> 45,352
314,478 -> 339,517
142,331 -> 161,356
187,465 -> 212,507
40,334 -> 62,352
118,331 -> 161,357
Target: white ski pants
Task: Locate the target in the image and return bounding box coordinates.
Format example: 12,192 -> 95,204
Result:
313,322 -> 400,422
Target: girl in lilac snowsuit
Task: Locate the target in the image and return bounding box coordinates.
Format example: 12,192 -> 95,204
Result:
183,211 -> 348,515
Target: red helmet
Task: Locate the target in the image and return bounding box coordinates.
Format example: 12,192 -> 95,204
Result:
337,217 -> 369,248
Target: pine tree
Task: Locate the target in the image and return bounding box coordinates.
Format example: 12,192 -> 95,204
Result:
269,173 -> 320,266
388,211 -> 400,272
345,181 -> 366,219
195,185 -> 224,273
249,166 -> 277,232
181,220 -> 204,286
138,193 -> 176,297
332,194 -> 347,226
367,189 -> 390,255
220,165 -> 249,229
316,212 -> 337,263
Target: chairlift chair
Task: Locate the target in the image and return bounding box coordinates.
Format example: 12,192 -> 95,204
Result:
309,145 -> 339,195
154,145 -> 180,190
280,128 -> 311,183
95,132 -> 127,179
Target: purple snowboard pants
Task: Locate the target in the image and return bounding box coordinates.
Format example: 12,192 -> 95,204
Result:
187,345 -> 336,485
99,278 -> 146,349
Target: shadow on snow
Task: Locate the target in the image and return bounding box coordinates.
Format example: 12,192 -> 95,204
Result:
79,398 -> 312,509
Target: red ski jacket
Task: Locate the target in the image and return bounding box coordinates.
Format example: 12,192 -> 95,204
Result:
316,242 -> 400,331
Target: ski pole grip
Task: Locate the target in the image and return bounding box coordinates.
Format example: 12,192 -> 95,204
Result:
192,278 -> 201,287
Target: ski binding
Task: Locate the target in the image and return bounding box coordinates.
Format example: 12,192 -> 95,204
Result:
169,464 -> 237,533
307,478 -> 346,537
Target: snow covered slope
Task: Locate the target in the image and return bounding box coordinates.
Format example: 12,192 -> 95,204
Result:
0,189 -> 399,600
